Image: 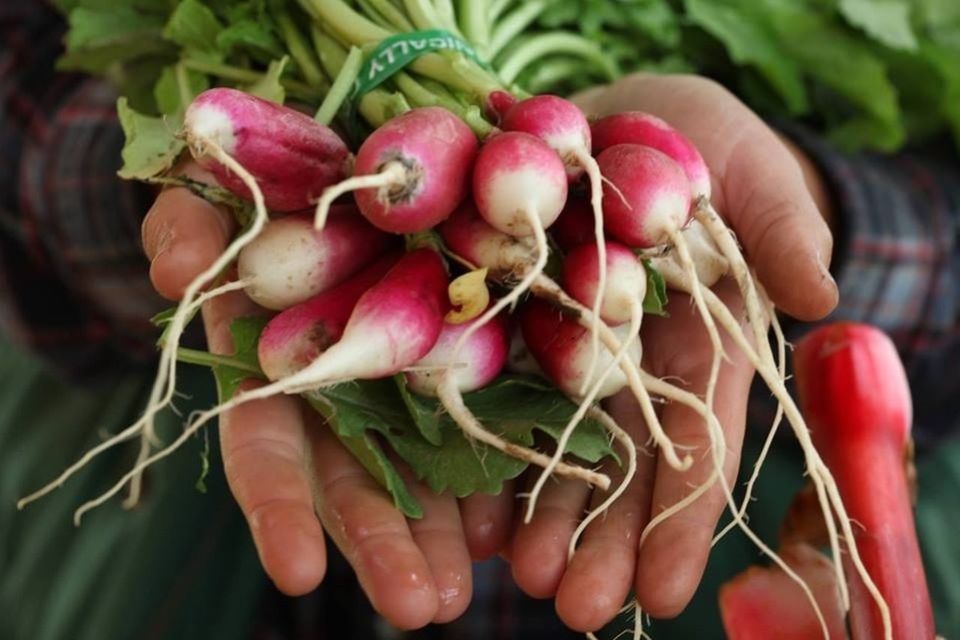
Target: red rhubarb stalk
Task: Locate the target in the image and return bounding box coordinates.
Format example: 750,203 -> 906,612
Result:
793,322 -> 935,640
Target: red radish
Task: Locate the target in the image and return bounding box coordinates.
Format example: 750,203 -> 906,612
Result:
473,131 -> 567,236
549,197 -> 595,252
439,203 -> 535,280
519,298 -> 639,399
592,111 -> 711,199
719,543 -> 848,640
563,241 -> 646,326
280,248 -> 449,385
184,88 -> 350,212
794,323 -> 934,640
597,143 -> 692,249
436,143 -> 615,489
501,95 -> 592,182
238,209 -> 393,310
405,312 -> 509,397
315,107 -> 477,233
505,324 -> 543,377
258,252 -> 401,380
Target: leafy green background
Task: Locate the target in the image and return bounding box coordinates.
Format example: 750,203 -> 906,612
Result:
53,0 -> 960,153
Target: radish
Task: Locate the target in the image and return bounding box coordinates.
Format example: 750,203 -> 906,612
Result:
592,112 -> 779,424
258,252 -> 401,380
405,312 -> 509,397
501,96 -> 609,394
314,107 -> 477,233
185,88 -> 351,212
439,202 -> 537,281
592,111 -> 712,200
794,323 -> 931,640
563,241 -> 647,327
238,209 -> 394,311
520,298 -> 639,400
518,295 -> 644,525
62,249 -> 451,524
549,196 -> 596,252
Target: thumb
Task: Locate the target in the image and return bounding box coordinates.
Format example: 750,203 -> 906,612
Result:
718,122 -> 838,321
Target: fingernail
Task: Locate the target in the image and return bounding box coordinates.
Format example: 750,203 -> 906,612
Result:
816,251 -> 839,299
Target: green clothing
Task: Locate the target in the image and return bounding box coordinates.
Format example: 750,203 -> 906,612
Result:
0,337 -> 263,640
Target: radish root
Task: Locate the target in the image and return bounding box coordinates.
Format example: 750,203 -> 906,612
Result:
17,135 -> 268,514
572,147 -> 608,399
313,160 -> 407,230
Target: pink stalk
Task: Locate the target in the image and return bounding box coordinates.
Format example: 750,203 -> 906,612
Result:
794,322 -> 935,640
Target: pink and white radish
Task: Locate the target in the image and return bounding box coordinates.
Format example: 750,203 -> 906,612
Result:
439,202 -> 536,280
519,296 -> 645,523
563,241 -> 647,327
186,87 -> 351,212
549,197 -> 596,252
258,252 -> 401,380
238,208 -> 393,310
405,312 -> 509,397
520,298 -> 639,400
592,111 -> 711,200
501,95 -> 609,393
314,106 -> 477,233
63,249 -> 451,524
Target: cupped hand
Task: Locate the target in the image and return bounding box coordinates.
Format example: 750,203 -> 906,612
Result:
507,73 -> 840,632
140,166 -> 516,629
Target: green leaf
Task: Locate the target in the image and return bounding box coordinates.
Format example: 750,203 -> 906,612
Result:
765,4 -> 905,150
395,376 -> 443,445
211,316 -> 269,401
154,64 -> 210,116
306,391 -> 423,518
163,0 -> 225,60
116,97 -> 186,181
642,260 -> 669,316
684,0 -> 809,114
309,376 -> 617,499
216,19 -> 286,60
243,56 -> 290,104
59,6 -> 171,73
838,0 -> 918,51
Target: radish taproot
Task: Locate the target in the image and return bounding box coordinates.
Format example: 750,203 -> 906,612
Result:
314,106 -> 478,233
238,209 -> 394,311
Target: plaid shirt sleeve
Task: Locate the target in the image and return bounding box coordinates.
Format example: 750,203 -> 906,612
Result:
771,128 -> 960,448
0,2 -> 163,383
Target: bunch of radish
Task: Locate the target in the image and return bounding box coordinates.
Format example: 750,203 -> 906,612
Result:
18,2 -> 916,637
